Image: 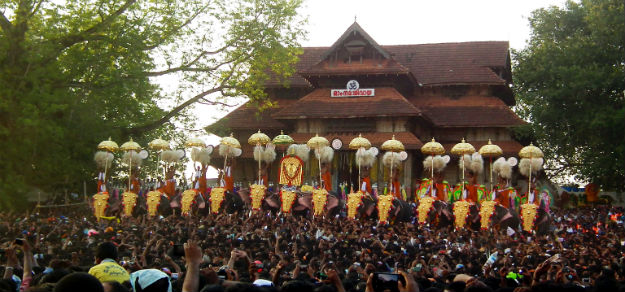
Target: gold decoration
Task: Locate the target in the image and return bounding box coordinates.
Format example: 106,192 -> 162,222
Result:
381,135 -> 405,152
220,133 -> 241,149
249,184 -> 267,210
451,138 -> 475,155
120,138 -> 141,152
185,137 -> 206,148
98,137 -> 119,152
280,190 -> 297,213
148,138 -> 170,151
300,184 -> 314,193
279,156 -> 304,186
146,191 -> 162,217
248,130 -> 271,146
209,188 -> 226,214
121,192 -> 138,217
312,189 -> 328,216
479,200 -> 497,229
273,130 -> 294,146
346,191 -> 364,219
181,190 -> 197,216
520,203 -> 538,232
307,134 -> 329,149
377,194 -> 394,223
93,192 -> 109,219
349,134 -> 371,150
421,138 -> 445,155
453,200 -> 471,229
417,196 -> 435,224
478,139 -> 502,158
519,143 -> 543,159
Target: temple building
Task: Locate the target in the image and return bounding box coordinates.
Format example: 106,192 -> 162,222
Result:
208,22 -> 525,197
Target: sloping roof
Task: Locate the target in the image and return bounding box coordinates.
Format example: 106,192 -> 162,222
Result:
273,87 -> 420,119
299,58 -> 411,76
321,22 -> 391,60
409,96 -> 525,127
289,132 -> 423,150
272,41 -> 510,87
216,99 -> 297,130
385,42 -> 510,85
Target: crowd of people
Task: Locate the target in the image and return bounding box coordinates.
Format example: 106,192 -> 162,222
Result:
1,204 -> 624,292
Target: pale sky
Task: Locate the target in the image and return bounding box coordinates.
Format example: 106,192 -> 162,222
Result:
187,0 -> 569,179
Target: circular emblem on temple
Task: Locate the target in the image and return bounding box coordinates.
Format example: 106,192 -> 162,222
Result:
346,80 -> 359,90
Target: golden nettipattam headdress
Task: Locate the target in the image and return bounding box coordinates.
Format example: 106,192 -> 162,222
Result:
312,189 -> 328,216
180,189 -> 198,216
121,191 -> 138,217
145,191 -> 162,217
377,194 -> 394,224
209,187 -> 226,214
278,155 -> 304,186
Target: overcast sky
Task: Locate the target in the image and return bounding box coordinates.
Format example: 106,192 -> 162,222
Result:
189,0 -> 569,179
300,0 -> 568,49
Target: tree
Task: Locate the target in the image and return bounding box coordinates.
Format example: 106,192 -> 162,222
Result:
513,0 -> 624,191
0,0 -> 305,208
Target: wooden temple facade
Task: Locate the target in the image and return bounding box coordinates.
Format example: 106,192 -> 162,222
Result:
209,22 -> 525,198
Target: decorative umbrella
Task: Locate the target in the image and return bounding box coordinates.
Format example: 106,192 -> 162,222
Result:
97,137 -> 118,188
148,137 -> 170,181
381,135 -> 405,194
120,138 -> 141,191
349,134 -> 371,189
519,142 -> 543,196
221,133 -> 241,149
307,134 -> 329,188
185,137 -> 206,148
451,138 -> 475,199
220,133 -> 241,172
421,138 -> 445,180
273,130 -> 294,154
98,137 -> 119,152
478,139 -> 503,192
248,130 -> 271,185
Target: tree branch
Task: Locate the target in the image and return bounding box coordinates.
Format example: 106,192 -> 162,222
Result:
28,0 -> 45,17
51,0 -> 138,50
198,97 -> 237,107
0,10 -> 12,33
123,85 -> 228,135
144,58 -> 233,77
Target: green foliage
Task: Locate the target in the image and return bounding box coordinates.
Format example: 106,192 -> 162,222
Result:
513,0 -> 625,191
0,0 -> 305,209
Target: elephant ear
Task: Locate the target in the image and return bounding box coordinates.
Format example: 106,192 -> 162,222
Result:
507,157 -> 518,167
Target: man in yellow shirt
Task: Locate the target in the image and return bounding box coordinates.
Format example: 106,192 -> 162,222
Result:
88,242 -> 130,283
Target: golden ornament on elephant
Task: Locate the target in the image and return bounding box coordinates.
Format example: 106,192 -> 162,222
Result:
520,203 -> 538,232
93,192 -> 109,220
346,191 -> 364,220
377,194 -> 394,224
479,200 -> 497,229
146,191 -> 162,217
250,184 -> 267,211
122,192 -> 138,217
209,187 -> 226,214
312,189 -> 328,216
453,200 -> 471,229
181,190 -> 197,216
417,197 -> 435,225
280,190 -> 297,213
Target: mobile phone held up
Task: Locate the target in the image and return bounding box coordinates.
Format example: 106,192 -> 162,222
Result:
372,272 -> 405,292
